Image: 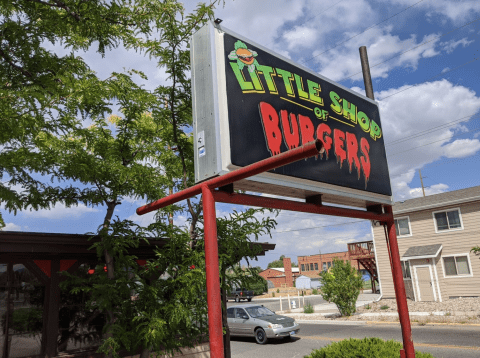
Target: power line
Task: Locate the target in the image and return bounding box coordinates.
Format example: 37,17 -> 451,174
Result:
387,125 -> 480,157
303,0 -> 427,64
379,59 -> 478,101
343,16 -> 480,80
305,0 -> 347,22
386,113 -> 480,147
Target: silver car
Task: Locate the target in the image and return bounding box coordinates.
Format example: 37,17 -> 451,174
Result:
227,304 -> 300,344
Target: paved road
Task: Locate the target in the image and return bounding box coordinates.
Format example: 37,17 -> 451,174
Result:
231,322 -> 480,358
226,295 -> 327,312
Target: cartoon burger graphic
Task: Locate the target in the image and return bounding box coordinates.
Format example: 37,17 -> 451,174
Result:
228,40 -> 259,72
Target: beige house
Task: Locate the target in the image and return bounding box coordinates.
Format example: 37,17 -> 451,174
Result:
373,186 -> 480,301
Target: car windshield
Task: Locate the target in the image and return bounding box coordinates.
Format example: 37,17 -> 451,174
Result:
245,306 -> 275,318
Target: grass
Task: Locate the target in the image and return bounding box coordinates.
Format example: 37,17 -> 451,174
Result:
364,304 -> 371,310
380,305 -> 389,310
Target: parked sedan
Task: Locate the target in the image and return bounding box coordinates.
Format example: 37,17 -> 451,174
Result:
226,304 -> 300,344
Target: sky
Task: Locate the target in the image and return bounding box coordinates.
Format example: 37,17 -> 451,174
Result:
2,0 -> 480,269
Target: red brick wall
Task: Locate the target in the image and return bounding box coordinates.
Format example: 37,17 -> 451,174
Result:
298,252 -> 360,278
283,258 -> 293,287
259,268 -> 286,288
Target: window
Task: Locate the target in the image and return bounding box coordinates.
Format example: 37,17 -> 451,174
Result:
314,263 -> 318,270
443,255 -> 471,277
327,262 -> 332,269
310,263 -> 314,270
434,209 -> 462,232
235,308 -> 248,319
301,264 -> 305,271
322,262 -> 327,271
305,264 -> 309,271
401,261 -> 411,279
394,217 -> 411,236
227,308 -> 235,318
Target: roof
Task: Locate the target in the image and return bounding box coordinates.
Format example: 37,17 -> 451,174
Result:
402,244 -> 443,260
393,186 -> 480,214
268,267 -> 300,273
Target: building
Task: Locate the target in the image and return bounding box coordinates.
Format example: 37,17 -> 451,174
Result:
297,251 -> 361,278
372,186 -> 480,302
259,258 -> 300,288
295,275 -> 322,290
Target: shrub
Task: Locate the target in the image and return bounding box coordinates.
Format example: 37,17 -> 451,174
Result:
272,292 -> 275,297
277,288 -> 280,293
303,302 -> 314,314
319,259 -> 363,316
303,337 -> 435,358
312,289 -> 318,295
380,305 -> 389,310
2,308 -> 42,334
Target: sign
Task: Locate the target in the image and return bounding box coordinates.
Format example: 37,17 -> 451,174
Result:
191,22 -> 392,207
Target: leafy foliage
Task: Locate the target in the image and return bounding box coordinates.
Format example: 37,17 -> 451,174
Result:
303,337 -> 435,358
1,308 -> 42,335
319,258 -> 363,317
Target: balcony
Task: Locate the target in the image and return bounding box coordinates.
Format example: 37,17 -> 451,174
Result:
348,241 -> 375,259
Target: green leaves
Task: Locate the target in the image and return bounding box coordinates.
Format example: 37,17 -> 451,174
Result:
319,258 -> 364,317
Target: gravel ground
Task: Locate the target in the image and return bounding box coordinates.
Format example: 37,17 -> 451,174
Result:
287,297 -> 480,324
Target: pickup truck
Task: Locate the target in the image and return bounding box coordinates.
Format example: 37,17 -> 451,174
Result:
227,288 -> 254,302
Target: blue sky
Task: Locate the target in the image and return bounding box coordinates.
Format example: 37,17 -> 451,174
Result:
3,0 -> 480,269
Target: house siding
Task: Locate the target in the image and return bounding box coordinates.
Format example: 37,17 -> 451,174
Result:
374,200 -> 480,300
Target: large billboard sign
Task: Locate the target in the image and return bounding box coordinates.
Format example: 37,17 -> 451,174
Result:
191,22 -> 392,207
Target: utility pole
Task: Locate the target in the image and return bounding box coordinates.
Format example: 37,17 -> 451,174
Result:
419,169 -> 426,197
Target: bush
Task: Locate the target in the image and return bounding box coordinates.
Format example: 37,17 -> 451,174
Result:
272,292 -> 275,297
2,308 -> 42,334
277,288 -> 280,293
319,259 -> 363,316
304,337 -> 435,358
312,289 -> 318,295
303,302 -> 314,314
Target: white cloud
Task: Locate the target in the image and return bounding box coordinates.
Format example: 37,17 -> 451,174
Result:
386,0 -> 480,24
2,223 -> 21,231
443,139 -> 480,158
23,203 -> 99,219
442,38 -> 475,54
283,26 -> 318,49
377,80 -> 480,199
441,67 -> 450,73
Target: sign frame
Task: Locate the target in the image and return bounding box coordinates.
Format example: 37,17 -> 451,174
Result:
191,22 -> 393,208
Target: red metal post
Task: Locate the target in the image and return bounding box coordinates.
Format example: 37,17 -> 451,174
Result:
137,140 -> 323,215
384,205 -> 415,358
202,185 -> 224,358
212,191 -> 390,222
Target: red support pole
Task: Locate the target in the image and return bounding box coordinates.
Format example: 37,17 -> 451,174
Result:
212,191 -> 390,222
384,205 -> 415,358
202,185 -> 224,358
137,140 -> 323,215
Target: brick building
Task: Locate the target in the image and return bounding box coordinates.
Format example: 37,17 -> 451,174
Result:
298,251 -> 361,278
259,258 -> 300,288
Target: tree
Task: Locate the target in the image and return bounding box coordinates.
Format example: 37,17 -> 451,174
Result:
319,258 -> 363,317
1,1 -> 278,356
267,255 -> 298,268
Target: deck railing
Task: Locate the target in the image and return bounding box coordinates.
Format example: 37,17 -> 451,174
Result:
348,241 -> 374,258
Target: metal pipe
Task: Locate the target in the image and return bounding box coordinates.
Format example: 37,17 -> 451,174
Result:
212,191 -> 390,222
136,140 -> 323,215
202,185 -> 224,358
359,46 -> 375,100
385,206 -> 416,358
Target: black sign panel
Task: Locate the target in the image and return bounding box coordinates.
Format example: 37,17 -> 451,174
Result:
223,34 -> 392,196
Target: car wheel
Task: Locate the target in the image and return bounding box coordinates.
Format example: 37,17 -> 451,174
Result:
255,328 -> 268,344
247,298 -> 252,302
235,296 -> 239,303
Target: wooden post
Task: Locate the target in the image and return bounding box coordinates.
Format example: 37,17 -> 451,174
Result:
45,259 -> 60,358
2,262 -> 14,358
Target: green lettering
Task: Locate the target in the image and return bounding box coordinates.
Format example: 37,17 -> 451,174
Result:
249,70 -> 265,93
230,62 -> 254,91
329,91 -> 342,115
276,68 -> 295,97
342,100 -> 357,123
307,80 -> 323,106
294,74 -> 309,99
257,65 -> 278,94
357,111 -> 370,132
370,120 -> 382,140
